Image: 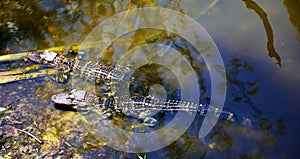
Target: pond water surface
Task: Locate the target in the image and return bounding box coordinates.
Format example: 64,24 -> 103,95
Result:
0,0 -> 299,158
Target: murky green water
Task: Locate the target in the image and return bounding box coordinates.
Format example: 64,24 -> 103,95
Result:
0,0 -> 299,158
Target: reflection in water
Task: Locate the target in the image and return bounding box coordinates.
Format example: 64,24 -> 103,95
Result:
197,58 -> 287,158
283,0 -> 300,41
0,0 -> 96,54
226,58 -> 262,114
242,0 -> 282,67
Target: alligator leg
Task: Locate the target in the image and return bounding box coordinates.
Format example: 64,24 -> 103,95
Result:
52,69 -> 68,83
137,110 -> 158,127
52,65 -> 71,83
140,116 -> 157,127
97,84 -> 111,93
96,77 -> 112,93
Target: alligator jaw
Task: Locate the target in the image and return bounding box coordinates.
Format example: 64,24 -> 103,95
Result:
27,51 -> 42,63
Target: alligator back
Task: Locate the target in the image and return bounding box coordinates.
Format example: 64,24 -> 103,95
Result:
27,50 -> 127,83
51,89 -> 234,121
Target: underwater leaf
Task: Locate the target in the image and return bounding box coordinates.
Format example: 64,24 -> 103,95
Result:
261,123 -> 273,131
231,58 -> 241,66
276,117 -> 288,136
244,63 -> 254,72
233,96 -> 242,103
247,87 -> 259,96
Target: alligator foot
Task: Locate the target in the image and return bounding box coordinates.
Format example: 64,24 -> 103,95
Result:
51,70 -> 69,83
97,84 -> 111,93
139,116 -> 158,127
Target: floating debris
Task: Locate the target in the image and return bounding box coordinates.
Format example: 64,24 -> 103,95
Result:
1,125 -> 19,137
17,128 -> 43,144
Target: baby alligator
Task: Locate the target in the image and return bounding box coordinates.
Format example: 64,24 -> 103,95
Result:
51,89 -> 235,121
27,50 -> 129,83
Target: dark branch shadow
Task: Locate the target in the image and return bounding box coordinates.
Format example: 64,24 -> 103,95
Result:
242,0 -> 282,67
283,0 -> 300,41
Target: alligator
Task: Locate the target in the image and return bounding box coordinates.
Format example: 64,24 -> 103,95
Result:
51,89 -> 236,124
29,50 -> 252,127
27,50 -> 130,84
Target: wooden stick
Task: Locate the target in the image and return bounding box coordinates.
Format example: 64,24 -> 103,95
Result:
0,68 -> 56,84
0,52 -> 30,62
17,128 -> 43,144
200,0 -> 219,16
0,64 -> 41,76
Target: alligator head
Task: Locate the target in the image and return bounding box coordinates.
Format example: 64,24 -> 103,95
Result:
51,89 -> 87,106
28,50 -> 58,64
